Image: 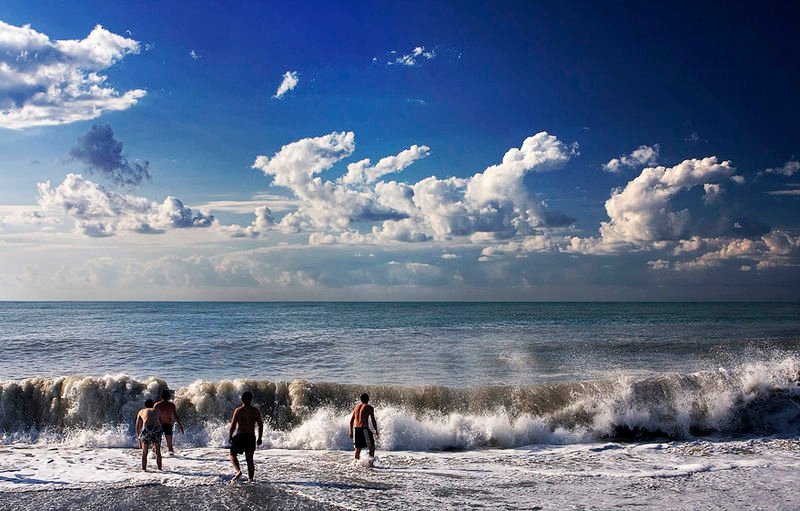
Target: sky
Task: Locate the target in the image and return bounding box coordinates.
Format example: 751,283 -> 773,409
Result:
0,1 -> 798,301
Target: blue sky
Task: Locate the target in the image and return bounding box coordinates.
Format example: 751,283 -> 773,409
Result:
0,1 -> 798,300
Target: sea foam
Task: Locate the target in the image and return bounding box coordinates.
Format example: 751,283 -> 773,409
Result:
1,356 -> 798,450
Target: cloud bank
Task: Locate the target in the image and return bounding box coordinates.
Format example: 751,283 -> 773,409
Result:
250,131 -> 577,242
0,21 -> 146,129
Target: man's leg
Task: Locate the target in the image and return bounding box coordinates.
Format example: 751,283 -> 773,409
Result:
141,444 -> 148,471
153,442 -> 162,470
230,452 -> 242,481
354,447 -> 361,460
245,451 -> 255,482
166,434 -> 174,453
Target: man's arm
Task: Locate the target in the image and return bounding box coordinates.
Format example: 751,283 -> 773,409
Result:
228,408 -> 239,442
256,409 -> 264,446
348,409 -> 355,438
174,404 -> 184,434
136,413 -> 143,447
370,408 -> 379,438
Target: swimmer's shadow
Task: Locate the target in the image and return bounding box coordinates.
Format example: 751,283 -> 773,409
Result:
279,480 -> 394,491
0,474 -> 69,485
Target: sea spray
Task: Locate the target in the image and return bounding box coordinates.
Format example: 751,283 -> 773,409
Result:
1,356 -> 798,449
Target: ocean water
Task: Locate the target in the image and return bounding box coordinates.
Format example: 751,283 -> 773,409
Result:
1,302 -> 799,509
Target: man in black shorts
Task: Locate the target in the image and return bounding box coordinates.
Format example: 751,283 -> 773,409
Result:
154,389 -> 184,454
349,393 -> 379,462
228,391 -> 264,482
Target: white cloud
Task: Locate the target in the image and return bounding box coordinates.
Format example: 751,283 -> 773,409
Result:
602,144 -> 659,173
702,183 -> 723,205
193,194 -> 299,214
599,157 -> 735,243
251,131 -> 576,244
273,71 -> 299,99
647,259 -> 671,270
766,189 -> 800,196
759,160 -> 800,177
189,49 -> 201,60
340,144 -> 430,185
37,173 -> 213,237
0,21 -> 146,129
392,46 -> 436,66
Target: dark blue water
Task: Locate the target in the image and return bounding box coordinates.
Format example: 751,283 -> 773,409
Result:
0,302 -> 798,385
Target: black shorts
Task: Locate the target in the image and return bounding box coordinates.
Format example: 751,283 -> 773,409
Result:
353,427 -> 374,449
162,423 -> 174,436
230,433 -> 257,455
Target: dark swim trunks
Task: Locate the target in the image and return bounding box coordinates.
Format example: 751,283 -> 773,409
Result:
353,427 -> 374,449
140,424 -> 163,445
230,433 -> 257,454
161,423 -> 174,435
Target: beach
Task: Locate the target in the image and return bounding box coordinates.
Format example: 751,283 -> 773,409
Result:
2,440 -> 799,510
1,302 -> 799,509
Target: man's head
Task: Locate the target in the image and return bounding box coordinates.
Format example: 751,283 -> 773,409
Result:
360,393 -> 369,404
160,389 -> 171,401
241,391 -> 253,405
144,399 -> 154,408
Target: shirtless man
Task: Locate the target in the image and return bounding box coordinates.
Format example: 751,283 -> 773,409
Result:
349,393 -> 379,462
228,391 -> 264,483
135,399 -> 162,471
154,389 -> 184,454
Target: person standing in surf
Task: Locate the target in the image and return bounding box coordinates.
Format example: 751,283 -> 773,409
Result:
154,389 -> 184,454
349,393 -> 379,463
135,399 -> 162,471
228,391 -> 264,483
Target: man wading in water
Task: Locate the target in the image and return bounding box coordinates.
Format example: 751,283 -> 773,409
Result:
154,389 -> 184,454
135,399 -> 162,471
228,391 -> 264,483
349,393 -> 379,464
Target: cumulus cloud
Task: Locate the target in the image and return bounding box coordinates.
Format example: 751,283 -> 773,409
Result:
667,232 -> 800,271
0,21 -> 146,129
602,144 -> 659,173
252,131 -> 577,243
37,173 -> 213,237
340,144 -> 430,186
273,71 -> 299,99
759,160 -> 800,177
69,124 -> 150,187
599,157 -> 735,243
220,206 -> 277,238
391,46 -> 436,66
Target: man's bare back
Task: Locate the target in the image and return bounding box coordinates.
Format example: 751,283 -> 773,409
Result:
137,407 -> 160,429
153,401 -> 178,425
230,404 -> 263,435
228,392 -> 264,483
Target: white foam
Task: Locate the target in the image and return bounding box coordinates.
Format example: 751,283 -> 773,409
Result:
2,439 -> 798,510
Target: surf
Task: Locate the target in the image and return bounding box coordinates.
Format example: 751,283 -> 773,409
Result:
1,355 -> 798,450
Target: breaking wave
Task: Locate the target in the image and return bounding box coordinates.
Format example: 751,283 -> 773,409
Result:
1,356 -> 798,450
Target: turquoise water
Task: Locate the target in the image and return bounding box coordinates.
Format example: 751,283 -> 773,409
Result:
1,302 -> 797,386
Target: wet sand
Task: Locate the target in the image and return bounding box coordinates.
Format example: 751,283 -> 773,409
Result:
0,483 -> 335,511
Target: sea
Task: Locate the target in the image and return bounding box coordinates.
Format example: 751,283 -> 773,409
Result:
1,302 -> 798,510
